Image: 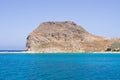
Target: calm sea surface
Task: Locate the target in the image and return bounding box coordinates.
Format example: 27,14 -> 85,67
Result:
0,52 -> 120,80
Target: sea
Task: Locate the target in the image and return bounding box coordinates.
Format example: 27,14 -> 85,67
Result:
0,50 -> 120,80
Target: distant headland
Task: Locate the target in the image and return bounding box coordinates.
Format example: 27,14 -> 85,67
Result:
26,21 -> 120,53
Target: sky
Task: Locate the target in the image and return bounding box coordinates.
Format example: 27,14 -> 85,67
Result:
0,0 -> 120,50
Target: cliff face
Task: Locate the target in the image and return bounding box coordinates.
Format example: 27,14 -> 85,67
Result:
26,21 -> 120,53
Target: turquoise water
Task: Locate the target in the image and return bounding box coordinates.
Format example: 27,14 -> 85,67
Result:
0,53 -> 120,80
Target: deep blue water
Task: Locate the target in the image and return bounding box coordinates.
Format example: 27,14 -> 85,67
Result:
0,53 -> 120,80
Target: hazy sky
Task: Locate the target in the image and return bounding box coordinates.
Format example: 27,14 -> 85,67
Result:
0,0 -> 120,50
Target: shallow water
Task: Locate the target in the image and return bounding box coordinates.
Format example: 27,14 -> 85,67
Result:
0,53 -> 120,80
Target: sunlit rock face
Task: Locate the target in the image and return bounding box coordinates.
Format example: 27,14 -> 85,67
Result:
26,21 -> 120,53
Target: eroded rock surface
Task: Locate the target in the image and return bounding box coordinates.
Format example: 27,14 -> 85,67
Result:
26,21 -> 120,53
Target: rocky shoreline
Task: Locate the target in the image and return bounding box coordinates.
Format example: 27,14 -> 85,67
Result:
26,21 -> 120,53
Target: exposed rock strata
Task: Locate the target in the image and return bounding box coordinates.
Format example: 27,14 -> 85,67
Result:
26,21 -> 120,53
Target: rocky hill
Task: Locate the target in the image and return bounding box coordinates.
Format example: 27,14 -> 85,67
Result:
26,21 -> 120,53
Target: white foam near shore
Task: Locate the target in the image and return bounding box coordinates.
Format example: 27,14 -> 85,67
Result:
92,52 -> 120,54
25,51 -> 120,54
26,51 -> 120,54
0,51 -> 120,54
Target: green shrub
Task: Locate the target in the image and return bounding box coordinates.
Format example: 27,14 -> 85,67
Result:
106,48 -> 111,51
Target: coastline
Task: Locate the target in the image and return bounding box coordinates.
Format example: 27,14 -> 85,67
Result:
0,51 -> 120,54
25,51 -> 120,54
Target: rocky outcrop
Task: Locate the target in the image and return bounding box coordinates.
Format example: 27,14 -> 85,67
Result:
105,39 -> 120,52
26,21 -> 120,53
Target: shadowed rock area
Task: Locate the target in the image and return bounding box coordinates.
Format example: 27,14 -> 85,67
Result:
26,21 -> 120,53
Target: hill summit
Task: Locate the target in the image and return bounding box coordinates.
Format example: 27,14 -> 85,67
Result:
26,21 -> 120,53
